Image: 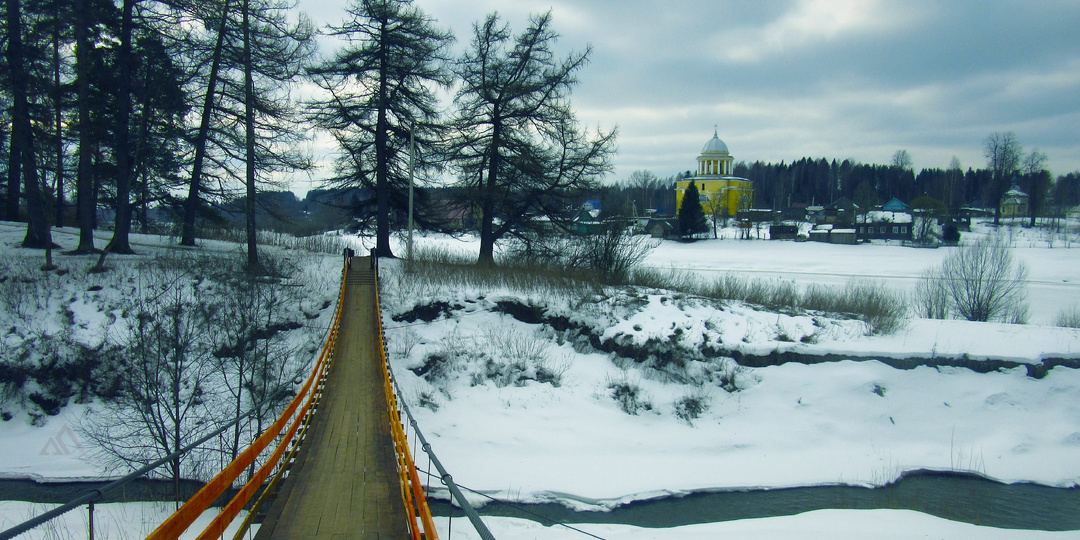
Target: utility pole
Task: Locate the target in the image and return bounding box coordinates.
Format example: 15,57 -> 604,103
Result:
406,130 -> 415,271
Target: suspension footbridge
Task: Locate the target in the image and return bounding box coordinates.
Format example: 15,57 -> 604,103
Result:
0,254 -> 492,540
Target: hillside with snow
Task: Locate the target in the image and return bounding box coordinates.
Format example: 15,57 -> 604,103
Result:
2,219 -> 1079,538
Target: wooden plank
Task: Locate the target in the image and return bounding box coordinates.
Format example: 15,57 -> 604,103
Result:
254,263 -> 411,539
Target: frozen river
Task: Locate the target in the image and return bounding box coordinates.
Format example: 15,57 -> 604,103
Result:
647,237 -> 1080,326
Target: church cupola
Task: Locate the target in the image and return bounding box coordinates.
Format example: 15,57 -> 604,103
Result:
697,129 -> 733,176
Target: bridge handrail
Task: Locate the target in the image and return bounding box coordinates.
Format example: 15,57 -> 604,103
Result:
143,259 -> 351,539
390,362 -> 498,540
374,276 -> 438,539
374,259 -> 496,540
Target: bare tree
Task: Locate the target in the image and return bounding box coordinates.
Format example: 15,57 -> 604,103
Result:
892,149 -> 912,170
574,222 -> 657,283
211,253 -> 305,468
913,267 -> 950,319
984,132 -> 1023,225
1023,149 -> 1048,228
711,199 -> 728,238
946,156 -> 962,212
932,234 -> 1028,322
853,180 -> 875,225
891,149 -> 912,200
626,169 -> 658,215
80,253 -> 222,504
910,195 -> 946,246
503,222 -> 656,284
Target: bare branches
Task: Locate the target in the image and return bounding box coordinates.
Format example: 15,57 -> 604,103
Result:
984,132 -> 1023,225
450,11 -> 615,265
919,235 -> 1029,323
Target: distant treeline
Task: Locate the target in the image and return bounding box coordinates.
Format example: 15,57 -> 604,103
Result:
225,162 -> 1080,237
594,160 -> 1080,217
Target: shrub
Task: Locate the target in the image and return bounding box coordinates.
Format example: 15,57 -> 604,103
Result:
501,225 -> 658,285
924,234 -> 1028,322
1056,307 -> 1080,328
845,279 -> 908,335
673,389 -> 711,424
391,247 -> 599,305
417,391 -> 440,412
607,373 -> 652,415
412,353 -> 455,382
913,267 -> 950,319
716,362 -> 745,393
801,283 -> 842,313
943,223 -> 961,244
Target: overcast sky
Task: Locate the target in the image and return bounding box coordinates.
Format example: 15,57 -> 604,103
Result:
296,0 -> 1080,186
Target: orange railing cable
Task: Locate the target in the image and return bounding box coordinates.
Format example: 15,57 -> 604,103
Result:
374,267 -> 440,540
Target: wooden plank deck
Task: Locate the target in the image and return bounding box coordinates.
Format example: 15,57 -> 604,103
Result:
255,259 -> 410,539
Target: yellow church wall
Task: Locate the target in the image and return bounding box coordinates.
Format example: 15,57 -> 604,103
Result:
675,179 -> 753,217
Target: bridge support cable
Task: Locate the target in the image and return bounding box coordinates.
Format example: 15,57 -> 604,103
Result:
143,261 -> 351,539
0,399 -> 265,540
373,262 -> 496,540
374,268 -> 440,539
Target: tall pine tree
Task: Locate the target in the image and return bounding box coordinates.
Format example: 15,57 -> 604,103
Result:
678,182 -> 708,239
448,11 -> 615,265
307,0 -> 453,258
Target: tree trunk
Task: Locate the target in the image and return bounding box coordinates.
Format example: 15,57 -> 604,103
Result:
181,1 -> 231,247
7,0 -> 52,249
993,183 -> 1002,226
242,0 -> 258,270
374,30 -> 393,258
20,131 -> 52,249
1029,174 -> 1040,228
477,114 -> 500,266
73,0 -> 96,252
3,0 -> 19,223
52,21 -> 65,227
133,68 -> 153,233
107,0 -> 136,254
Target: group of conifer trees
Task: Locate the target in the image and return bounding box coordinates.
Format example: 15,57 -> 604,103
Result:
0,0 -> 616,269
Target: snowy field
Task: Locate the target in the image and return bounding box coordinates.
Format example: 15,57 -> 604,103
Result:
646,222 -> 1080,326
2,220 -> 1080,538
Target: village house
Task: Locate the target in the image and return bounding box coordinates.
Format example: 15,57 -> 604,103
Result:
1000,178 -> 1029,218
858,210 -> 913,241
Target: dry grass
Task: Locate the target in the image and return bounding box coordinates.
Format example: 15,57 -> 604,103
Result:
628,268 -> 908,335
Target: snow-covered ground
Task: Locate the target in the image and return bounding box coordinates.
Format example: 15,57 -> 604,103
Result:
3,220 -> 1080,538
3,501 -> 1076,540
0,501 -> 254,539
379,251 -> 1080,493
435,511 -> 1080,539
375,226 -> 1080,537
0,222 -> 342,538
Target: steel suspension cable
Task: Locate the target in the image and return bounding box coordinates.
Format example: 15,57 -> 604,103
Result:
414,468 -> 607,540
